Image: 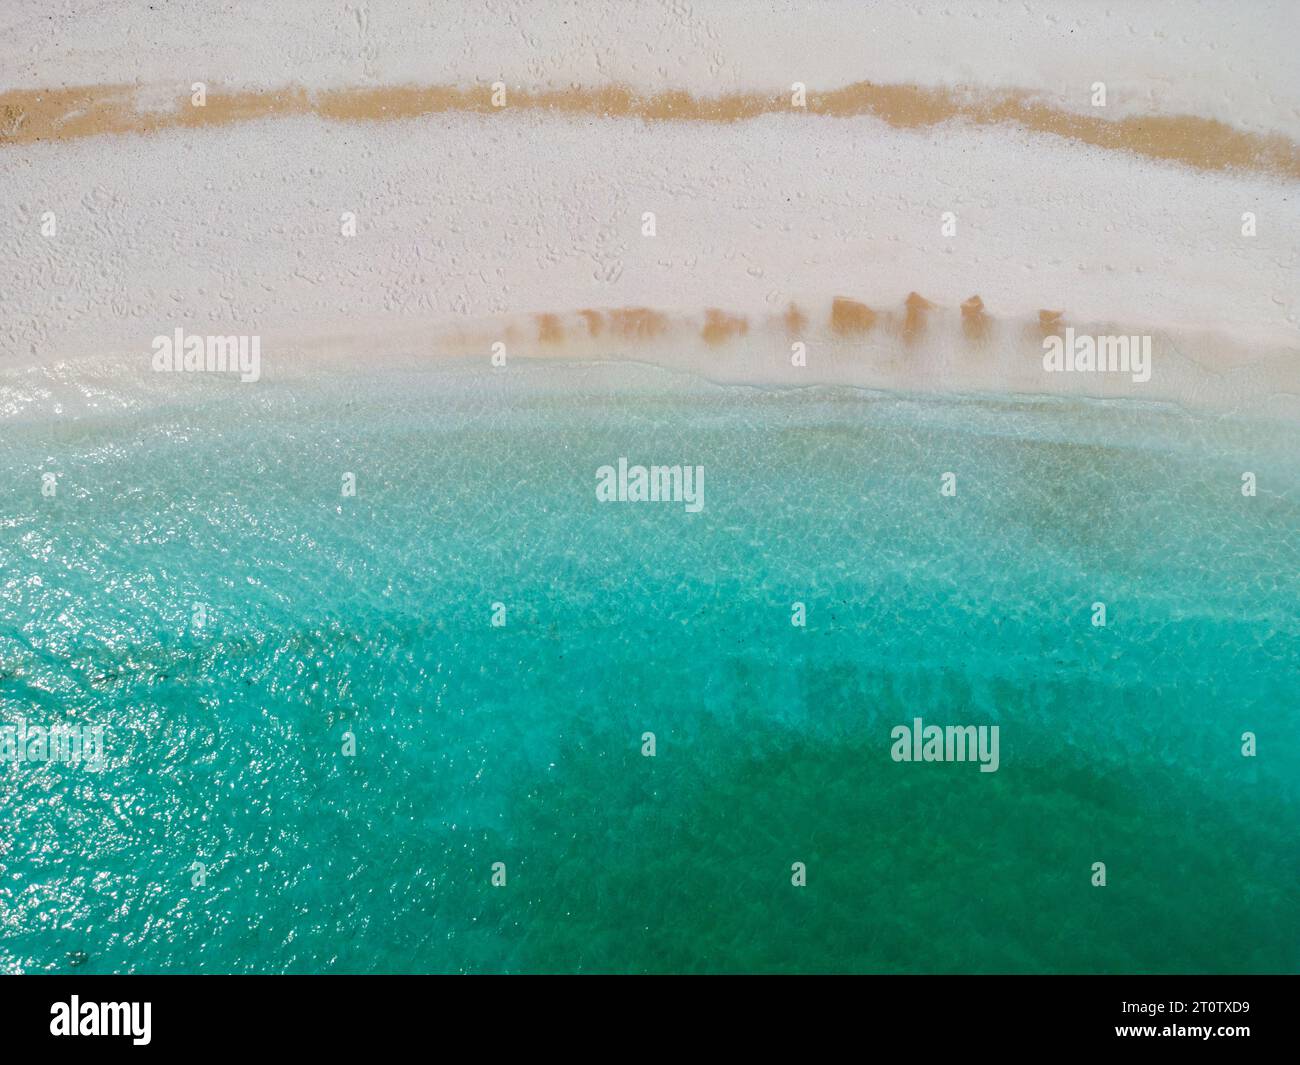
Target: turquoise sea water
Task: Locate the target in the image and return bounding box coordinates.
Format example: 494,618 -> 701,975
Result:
1,357 -> 1297,973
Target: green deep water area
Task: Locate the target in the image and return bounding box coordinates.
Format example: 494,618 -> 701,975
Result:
1,357 -> 1297,973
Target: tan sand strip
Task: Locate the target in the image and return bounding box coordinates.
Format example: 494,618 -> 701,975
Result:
2,81 -> 1297,178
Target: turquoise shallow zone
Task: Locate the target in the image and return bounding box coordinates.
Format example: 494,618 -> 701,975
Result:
1,356 -> 1297,974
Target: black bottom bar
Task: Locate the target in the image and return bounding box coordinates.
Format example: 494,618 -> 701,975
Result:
0,975 -> 1288,1052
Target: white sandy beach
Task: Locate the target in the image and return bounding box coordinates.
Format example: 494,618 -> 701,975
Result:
2,1 -> 1297,415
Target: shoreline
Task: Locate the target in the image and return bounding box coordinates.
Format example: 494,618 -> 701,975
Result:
4,312 -> 1298,429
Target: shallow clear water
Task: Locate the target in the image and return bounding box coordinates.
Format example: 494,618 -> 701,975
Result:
1,358 -> 1297,973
